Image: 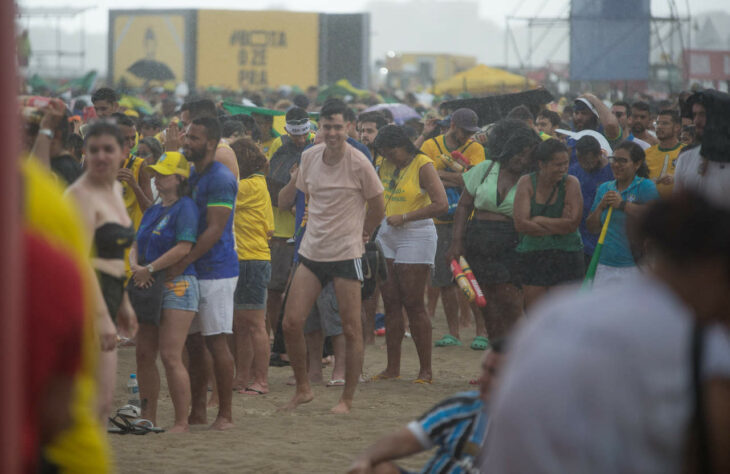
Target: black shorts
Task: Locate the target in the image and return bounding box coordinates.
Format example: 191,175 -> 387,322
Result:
518,249 -> 585,287
465,220 -> 521,286
298,254 -> 363,287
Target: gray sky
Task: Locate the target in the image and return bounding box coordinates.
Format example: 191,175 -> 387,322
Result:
19,0 -> 730,34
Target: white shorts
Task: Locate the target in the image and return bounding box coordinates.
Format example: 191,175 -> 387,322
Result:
593,264 -> 641,287
189,277 -> 238,336
376,217 -> 437,265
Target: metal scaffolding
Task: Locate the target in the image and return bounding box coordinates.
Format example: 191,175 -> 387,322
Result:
17,6 -> 92,78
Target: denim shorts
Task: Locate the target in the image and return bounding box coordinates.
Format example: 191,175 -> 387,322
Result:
234,260 -> 272,310
163,275 -> 199,312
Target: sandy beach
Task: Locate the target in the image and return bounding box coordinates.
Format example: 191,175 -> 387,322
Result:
109,309 -> 484,473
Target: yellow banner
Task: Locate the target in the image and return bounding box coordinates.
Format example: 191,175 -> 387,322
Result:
196,10 -> 319,90
112,13 -> 187,88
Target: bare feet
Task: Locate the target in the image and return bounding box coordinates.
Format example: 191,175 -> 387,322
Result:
209,416 -> 234,431
188,413 -> 207,425
415,370 -> 433,383
278,390 -> 314,412
330,399 -> 352,414
167,424 -> 190,434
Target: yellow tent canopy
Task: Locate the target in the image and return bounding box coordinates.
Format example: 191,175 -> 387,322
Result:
433,64 -> 536,95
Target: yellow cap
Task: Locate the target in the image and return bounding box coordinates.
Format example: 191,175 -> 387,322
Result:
148,151 -> 190,178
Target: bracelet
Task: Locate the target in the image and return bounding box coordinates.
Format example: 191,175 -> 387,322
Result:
402,213 -> 407,224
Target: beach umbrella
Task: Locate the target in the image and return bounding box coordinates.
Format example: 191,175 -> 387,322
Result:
433,64 -> 536,96
362,103 -> 420,126
127,59 -> 175,82
582,207 -> 613,290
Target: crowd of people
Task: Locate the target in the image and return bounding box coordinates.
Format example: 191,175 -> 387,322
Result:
20,82 -> 730,473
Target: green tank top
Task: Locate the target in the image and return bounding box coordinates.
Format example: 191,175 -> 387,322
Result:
516,172 -> 583,253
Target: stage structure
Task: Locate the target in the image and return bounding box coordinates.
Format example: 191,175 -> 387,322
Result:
504,0 -> 690,91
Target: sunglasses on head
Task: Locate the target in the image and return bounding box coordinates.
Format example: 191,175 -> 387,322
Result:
286,118 -> 309,126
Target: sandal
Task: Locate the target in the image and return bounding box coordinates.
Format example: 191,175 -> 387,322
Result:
434,334 -> 462,347
326,379 -> 345,387
413,378 -> 433,385
470,336 -> 490,351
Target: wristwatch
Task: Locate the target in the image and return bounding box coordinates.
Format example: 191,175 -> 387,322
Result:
146,264 -> 155,273
38,128 -> 54,139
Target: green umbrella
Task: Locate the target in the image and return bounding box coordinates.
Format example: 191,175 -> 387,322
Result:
582,207 -> 613,290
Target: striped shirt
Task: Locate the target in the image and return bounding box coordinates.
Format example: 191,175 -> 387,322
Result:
407,390 -> 488,474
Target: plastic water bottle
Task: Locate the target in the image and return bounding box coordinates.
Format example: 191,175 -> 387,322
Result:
127,373 -> 140,408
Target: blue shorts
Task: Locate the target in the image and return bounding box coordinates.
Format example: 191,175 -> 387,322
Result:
163,275 -> 199,312
234,260 -> 272,310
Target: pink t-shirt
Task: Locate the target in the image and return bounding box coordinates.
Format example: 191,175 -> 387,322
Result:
296,143 -> 384,261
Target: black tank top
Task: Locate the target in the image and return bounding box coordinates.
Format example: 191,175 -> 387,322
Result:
94,222 -> 135,259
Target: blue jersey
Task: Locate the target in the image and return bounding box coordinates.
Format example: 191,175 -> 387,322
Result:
189,161 -> 239,280
591,176 -> 659,267
569,162 -> 614,256
408,391 -> 488,474
347,137 -> 373,163
136,197 -> 199,276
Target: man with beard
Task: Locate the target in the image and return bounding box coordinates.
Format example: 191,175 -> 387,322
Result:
170,116 -> 239,430
573,94 -> 622,149
357,111 -> 388,163
627,101 -> 658,147
644,109 -> 683,198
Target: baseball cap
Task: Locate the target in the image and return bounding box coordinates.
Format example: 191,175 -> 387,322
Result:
148,151 -> 190,178
574,98 -> 599,118
450,108 -> 480,133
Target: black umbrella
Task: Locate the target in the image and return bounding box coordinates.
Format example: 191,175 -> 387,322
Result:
127,59 -> 175,82
442,88 -> 554,126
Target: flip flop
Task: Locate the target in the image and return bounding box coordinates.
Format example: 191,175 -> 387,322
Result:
413,378 -> 433,385
470,336 -> 490,351
434,334 -> 462,347
239,387 -> 266,395
131,418 -> 165,434
326,379 -> 345,387
370,373 -> 400,381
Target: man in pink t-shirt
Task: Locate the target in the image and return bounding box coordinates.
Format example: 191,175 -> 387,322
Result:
281,99 -> 385,414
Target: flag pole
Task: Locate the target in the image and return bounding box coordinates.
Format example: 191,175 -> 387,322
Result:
582,207 -> 613,290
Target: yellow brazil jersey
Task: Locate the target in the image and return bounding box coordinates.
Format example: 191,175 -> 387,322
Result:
121,154 -> 144,229
379,154 -> 434,216
644,142 -> 683,199
23,158 -> 111,473
234,173 -> 274,261
420,135 -> 485,224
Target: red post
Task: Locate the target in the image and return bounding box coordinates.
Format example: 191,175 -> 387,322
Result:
0,1 -> 22,473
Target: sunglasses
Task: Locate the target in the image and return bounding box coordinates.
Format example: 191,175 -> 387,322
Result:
608,156 -> 630,165
286,118 -> 309,126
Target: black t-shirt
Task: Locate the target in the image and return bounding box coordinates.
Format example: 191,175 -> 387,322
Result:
50,154 -> 82,186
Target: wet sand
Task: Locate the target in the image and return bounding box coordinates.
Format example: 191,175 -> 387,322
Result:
109,309 -> 484,473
